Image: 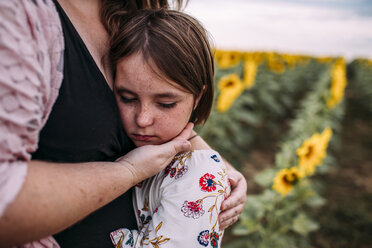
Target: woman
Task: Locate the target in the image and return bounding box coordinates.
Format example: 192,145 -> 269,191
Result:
0,0 -> 247,247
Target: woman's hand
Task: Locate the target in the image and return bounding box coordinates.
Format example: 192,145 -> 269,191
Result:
219,168 -> 247,230
116,123 -> 194,185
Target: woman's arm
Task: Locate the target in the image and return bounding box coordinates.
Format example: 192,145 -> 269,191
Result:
0,125 -> 193,247
0,160 -> 136,246
189,131 -> 247,230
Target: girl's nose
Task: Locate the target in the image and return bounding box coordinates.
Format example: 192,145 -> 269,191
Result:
135,105 -> 154,127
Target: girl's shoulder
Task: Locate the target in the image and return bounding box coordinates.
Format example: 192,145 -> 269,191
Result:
189,149 -> 225,165
176,149 -> 225,166
163,150 -> 227,182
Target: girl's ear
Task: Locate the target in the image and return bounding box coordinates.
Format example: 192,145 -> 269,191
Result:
194,85 -> 207,110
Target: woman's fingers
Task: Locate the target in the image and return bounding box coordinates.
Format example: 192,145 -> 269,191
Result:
175,122 -> 194,140
222,170 -> 247,211
158,137 -> 191,158
218,168 -> 247,230
221,191 -> 246,212
116,123 -> 194,184
218,203 -> 245,230
157,122 -> 194,158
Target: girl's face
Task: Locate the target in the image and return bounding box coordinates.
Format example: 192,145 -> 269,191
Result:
115,53 -> 198,147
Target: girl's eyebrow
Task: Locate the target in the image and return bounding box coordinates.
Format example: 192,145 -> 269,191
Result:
154,92 -> 180,99
116,88 -> 133,94
116,87 -> 180,99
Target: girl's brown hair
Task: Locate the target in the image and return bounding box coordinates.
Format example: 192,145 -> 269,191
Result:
101,0 -> 185,36
109,9 -> 214,125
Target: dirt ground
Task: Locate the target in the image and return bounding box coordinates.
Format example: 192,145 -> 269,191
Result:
310,116 -> 372,248
223,101 -> 372,247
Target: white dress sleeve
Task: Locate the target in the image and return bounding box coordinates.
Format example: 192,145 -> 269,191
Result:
110,150 -> 231,248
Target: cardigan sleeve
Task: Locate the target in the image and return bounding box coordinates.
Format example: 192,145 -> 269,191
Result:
0,0 -> 63,219
110,151 -> 231,248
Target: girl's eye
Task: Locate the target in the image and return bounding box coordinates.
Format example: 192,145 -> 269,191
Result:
159,102 -> 176,109
120,95 -> 137,103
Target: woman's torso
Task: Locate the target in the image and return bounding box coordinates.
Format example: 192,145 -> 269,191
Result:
32,1 -> 137,247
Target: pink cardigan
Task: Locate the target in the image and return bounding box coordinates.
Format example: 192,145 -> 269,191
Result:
0,0 -> 64,247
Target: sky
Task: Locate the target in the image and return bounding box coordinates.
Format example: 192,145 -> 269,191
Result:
184,0 -> 372,60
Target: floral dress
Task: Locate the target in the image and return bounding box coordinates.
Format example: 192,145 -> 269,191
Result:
110,150 -> 231,248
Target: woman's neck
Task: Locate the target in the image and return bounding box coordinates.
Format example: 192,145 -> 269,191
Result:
57,0 -> 101,19
57,0 -> 114,89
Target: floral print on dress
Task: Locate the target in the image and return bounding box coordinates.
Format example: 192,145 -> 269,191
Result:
210,231 -> 220,248
111,222 -> 170,248
110,230 -> 134,248
199,173 -> 217,192
164,152 -> 192,179
144,222 -> 170,247
126,232 -> 134,247
210,154 -> 220,162
138,210 -> 152,226
174,165 -> 188,179
181,200 -> 205,219
183,165 -> 229,247
197,230 -> 209,246
111,150 -> 230,247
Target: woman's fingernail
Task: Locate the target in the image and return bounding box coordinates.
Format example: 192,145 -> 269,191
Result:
183,141 -> 190,149
229,176 -> 237,184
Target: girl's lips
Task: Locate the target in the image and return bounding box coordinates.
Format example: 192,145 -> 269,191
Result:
132,134 -> 154,141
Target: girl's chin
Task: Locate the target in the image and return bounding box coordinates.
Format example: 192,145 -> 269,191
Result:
133,139 -> 171,147
134,140 -> 160,147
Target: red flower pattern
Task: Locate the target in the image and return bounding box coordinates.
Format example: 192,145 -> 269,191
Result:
164,164 -> 172,176
181,200 -> 205,219
199,173 -> 216,192
169,168 -> 177,178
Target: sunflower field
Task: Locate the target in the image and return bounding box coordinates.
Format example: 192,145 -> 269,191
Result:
196,50 -> 372,247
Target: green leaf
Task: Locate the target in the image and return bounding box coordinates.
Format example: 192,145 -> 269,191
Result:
243,195 -> 266,219
259,189 -> 278,206
232,223 -> 256,236
305,194 -> 326,207
292,213 -> 319,236
238,111 -> 261,126
254,168 -> 276,187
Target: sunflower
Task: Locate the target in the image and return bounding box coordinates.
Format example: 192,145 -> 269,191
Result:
355,58 -> 372,68
296,127 -> 332,176
282,54 -> 310,68
245,51 -> 264,64
364,59 -> 372,68
214,50 -> 242,69
327,58 -> 347,108
272,167 -> 305,196
282,54 -> 297,68
319,127 -> 333,151
316,56 -> 334,64
216,74 -> 244,112
265,52 -> 285,73
243,58 -> 257,89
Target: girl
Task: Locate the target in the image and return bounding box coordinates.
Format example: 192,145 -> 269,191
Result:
110,9 -> 230,247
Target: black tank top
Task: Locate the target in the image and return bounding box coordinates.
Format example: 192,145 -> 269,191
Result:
32,1 -> 137,247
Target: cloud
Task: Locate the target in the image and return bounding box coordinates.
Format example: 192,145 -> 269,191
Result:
185,0 -> 372,59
